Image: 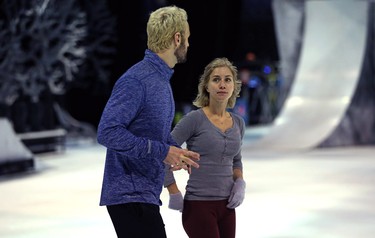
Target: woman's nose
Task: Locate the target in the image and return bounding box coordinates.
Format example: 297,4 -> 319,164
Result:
219,80 -> 226,88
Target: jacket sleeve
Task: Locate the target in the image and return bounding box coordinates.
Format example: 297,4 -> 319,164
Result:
97,76 -> 169,160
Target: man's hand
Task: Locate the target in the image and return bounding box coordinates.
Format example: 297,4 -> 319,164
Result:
164,146 -> 200,173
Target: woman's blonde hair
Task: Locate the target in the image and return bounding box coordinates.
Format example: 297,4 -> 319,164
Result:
193,57 -> 241,109
147,6 -> 188,53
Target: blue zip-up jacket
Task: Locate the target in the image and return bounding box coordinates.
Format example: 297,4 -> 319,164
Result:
97,49 -> 178,206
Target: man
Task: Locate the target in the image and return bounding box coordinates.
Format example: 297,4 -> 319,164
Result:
97,5 -> 200,238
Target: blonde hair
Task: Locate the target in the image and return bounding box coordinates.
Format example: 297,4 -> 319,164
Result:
193,58 -> 241,109
147,5 -> 188,53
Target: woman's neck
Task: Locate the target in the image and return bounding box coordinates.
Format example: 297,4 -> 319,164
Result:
204,104 -> 227,118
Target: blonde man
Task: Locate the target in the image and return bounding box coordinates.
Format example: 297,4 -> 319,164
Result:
97,5 -> 199,238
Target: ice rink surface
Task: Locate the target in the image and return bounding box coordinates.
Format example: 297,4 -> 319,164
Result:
1,136 -> 374,238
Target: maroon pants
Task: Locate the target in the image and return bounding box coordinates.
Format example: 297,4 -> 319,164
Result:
182,200 -> 236,238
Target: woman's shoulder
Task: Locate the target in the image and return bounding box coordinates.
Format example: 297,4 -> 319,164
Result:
230,112 -> 246,127
178,108 -> 207,127
184,108 -> 204,118
173,108 -> 203,133
230,111 -> 244,121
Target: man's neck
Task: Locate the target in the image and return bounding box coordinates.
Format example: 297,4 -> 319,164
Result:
157,49 -> 176,68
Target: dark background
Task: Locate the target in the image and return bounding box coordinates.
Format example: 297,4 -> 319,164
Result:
65,0 -> 278,128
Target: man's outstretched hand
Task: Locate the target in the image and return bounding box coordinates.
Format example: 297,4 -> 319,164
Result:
164,146 -> 200,174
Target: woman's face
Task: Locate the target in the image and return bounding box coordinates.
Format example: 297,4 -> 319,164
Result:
206,66 -> 234,104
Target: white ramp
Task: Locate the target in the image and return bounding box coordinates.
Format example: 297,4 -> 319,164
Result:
246,0 -> 369,151
0,118 -> 34,173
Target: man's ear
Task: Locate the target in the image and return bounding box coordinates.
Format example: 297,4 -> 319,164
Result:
174,32 -> 181,45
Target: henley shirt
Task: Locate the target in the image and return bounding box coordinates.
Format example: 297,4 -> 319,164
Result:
164,109 -> 245,200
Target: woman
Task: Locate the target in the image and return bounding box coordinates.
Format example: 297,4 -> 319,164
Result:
164,57 -> 246,238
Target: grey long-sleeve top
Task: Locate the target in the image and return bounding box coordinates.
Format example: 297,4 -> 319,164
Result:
164,109 -> 245,200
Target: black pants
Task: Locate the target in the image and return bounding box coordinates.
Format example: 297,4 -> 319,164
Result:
107,203 -> 167,238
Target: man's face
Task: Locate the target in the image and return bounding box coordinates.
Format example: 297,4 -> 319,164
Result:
174,23 -> 190,64
175,38 -> 188,63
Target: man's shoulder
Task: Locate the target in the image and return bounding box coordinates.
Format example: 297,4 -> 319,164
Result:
115,61 -> 158,88
126,60 -> 154,77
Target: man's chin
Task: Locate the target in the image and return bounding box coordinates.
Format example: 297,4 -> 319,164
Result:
177,58 -> 187,64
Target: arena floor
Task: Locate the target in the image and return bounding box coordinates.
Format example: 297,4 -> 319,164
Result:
1,133 -> 374,238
